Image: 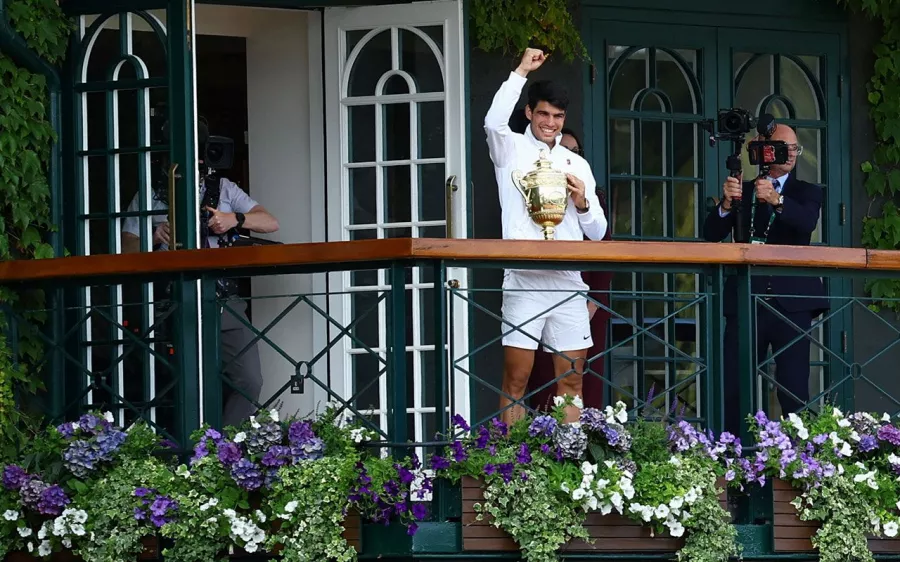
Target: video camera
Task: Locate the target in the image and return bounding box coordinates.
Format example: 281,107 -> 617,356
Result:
701,109 -> 789,242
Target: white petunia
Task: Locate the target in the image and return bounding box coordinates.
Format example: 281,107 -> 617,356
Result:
669,521 -> 685,537
572,395 -> 584,409
572,488 -> 587,501
3,510 -> 19,521
62,538 -> 72,549
553,396 -> 566,407
561,482 -> 571,493
269,409 -> 280,422
600,502 -> 613,515
833,407 -> 844,418
669,496 -> 684,510
886,521 -> 899,538
103,411 -> 115,423
850,431 -> 861,442
234,432 -> 247,443
249,416 -> 261,430
655,504 -> 670,519
610,492 -> 623,512
684,488 -> 698,504
614,401 -> 628,423
884,413 -> 892,422
840,442 -> 853,457
18,526 -> 32,537
38,541 -> 51,557
581,462 -> 597,475
586,496 -> 598,511
284,501 -> 298,513
838,419 -> 852,428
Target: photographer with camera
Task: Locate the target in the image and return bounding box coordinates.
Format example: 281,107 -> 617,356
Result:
121,117 -> 279,427
703,111 -> 828,435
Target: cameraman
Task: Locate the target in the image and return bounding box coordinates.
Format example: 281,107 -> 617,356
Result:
121,120 -> 279,427
703,123 -> 828,435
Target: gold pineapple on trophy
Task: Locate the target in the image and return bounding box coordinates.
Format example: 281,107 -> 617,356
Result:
511,149 -> 569,240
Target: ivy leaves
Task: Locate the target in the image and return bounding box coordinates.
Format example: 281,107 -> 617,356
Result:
470,0 -> 588,62
5,0 -> 72,64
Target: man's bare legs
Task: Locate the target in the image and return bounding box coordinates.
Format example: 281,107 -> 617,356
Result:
552,349 -> 587,423
499,346 -> 536,426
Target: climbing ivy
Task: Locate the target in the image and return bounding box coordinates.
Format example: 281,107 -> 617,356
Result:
470,0 -> 588,62
0,0 -> 71,461
838,0 -> 900,311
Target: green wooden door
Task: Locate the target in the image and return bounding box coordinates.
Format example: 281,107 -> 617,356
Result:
61,1 -> 201,443
587,18 -> 849,424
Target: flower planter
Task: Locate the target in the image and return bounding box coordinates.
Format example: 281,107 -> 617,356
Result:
461,476 -> 728,553
772,478 -> 900,553
226,510 -> 362,558
4,536 -> 159,562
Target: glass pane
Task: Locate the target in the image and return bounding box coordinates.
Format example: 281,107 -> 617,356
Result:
417,102 -> 444,159
384,227 -> 412,238
641,181 -> 665,237
351,228 -> 377,241
656,49 -> 698,114
641,120 -> 665,176
796,128 -> 822,184
608,45 -> 647,110
400,28 -> 444,93
352,291 -> 381,349
349,168 -> 377,225
116,89 -> 140,149
609,119 -> 634,175
88,155 -> 108,214
419,349 -> 437,408
117,153 -> 141,214
418,163 -> 445,222
352,269 -> 379,288
642,273 -> 666,320
383,74 -> 409,95
673,182 -> 697,238
419,288 -> 435,346
781,56 -> 821,120
641,92 -> 665,112
764,98 -> 791,120
352,353 -> 383,410
418,225 -> 445,238
384,166 -> 412,224
86,92 -> 107,151
348,29 -> 392,97
348,105 -> 376,163
383,103 -> 411,161
672,122 -> 699,178
611,180 -> 633,235
734,53 -> 772,115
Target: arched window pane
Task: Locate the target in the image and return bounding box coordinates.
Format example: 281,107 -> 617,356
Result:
609,46 -> 647,110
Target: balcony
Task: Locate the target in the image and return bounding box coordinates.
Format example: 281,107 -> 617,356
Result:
2,238 -> 900,559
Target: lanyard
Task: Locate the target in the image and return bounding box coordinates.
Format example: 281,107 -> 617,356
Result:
748,188 -> 778,243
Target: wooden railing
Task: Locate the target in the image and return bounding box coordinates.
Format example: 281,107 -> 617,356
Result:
0,238 -> 896,284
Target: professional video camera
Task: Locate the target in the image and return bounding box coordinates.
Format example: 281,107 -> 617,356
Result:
701,109 -> 789,242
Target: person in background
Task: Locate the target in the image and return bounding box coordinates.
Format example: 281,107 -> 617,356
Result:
525,128 -> 613,410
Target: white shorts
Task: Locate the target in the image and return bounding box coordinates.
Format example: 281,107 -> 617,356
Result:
500,270 -> 592,352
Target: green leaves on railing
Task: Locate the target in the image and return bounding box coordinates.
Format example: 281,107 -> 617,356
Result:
839,0 -> 900,312
469,0 -> 588,62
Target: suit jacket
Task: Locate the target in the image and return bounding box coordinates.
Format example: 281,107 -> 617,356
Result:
702,175 -> 828,317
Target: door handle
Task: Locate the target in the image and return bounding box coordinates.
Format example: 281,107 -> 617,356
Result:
167,163 -> 181,249
445,174 -> 459,238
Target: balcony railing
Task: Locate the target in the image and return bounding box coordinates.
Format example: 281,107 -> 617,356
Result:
3,238 -> 900,558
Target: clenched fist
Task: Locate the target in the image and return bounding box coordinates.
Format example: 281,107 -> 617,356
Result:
516,48 -> 547,77
721,176 -> 743,210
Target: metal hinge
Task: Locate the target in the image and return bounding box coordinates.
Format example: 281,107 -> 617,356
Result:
590,63 -> 597,85
842,331 -> 848,354
840,203 -> 846,225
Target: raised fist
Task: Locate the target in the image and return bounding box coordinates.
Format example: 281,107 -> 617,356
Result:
516,48 -> 547,75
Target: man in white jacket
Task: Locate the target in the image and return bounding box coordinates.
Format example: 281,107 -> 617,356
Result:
485,47 -> 608,425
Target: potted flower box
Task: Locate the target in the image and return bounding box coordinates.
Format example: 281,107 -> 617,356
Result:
226,510 -> 362,558
772,478 -> 900,554
4,536 -> 159,562
461,476 -> 728,552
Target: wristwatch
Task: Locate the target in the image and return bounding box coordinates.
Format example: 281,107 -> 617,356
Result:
575,200 -> 590,214
774,195 -> 784,212
235,212 -> 245,229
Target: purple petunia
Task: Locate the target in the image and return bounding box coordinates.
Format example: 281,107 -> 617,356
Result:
2,465 -> 28,491
452,414 -> 470,432
450,441 -> 468,463
474,426 -> 491,449
516,443 -> 532,465
878,424 -> 900,446
411,503 -> 428,520
498,463 -> 515,484
491,418 -> 508,437
430,455 -> 450,471
148,495 -> 179,528
217,441 -> 242,466
230,459 -> 264,491
528,415 -> 558,438
36,485 -> 70,517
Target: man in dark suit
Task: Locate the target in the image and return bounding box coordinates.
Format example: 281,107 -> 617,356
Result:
703,124 -> 828,435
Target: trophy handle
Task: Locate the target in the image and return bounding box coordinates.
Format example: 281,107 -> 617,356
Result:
511,170 -> 528,203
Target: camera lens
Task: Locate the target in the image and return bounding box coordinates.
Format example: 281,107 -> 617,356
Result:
724,114 -> 742,133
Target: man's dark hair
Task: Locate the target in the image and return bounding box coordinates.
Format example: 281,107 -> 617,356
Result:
527,80 -> 569,112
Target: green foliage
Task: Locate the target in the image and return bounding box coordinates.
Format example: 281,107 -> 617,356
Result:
0,0 -> 71,453
630,418 -> 671,466
470,0 -> 588,62
838,0 -> 900,311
